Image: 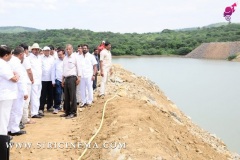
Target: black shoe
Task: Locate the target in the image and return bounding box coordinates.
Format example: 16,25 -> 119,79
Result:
38,113 -> 44,117
32,115 -> 42,118
65,114 -> 76,119
8,130 -> 26,136
60,113 -> 68,117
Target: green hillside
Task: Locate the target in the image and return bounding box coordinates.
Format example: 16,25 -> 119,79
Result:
0,23 -> 240,56
0,26 -> 40,33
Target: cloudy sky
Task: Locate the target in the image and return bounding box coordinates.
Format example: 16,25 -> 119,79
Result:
0,0 -> 239,33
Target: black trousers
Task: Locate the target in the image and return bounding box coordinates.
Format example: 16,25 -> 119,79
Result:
0,135 -> 10,160
64,76 -> 77,115
39,81 -> 53,111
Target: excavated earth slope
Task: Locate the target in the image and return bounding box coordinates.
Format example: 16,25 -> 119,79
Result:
186,42 -> 240,60
10,65 -> 239,160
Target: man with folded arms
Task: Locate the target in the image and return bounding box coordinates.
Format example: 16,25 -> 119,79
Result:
61,44 -> 80,119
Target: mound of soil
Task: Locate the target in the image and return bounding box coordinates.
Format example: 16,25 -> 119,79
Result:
186,42 -> 240,60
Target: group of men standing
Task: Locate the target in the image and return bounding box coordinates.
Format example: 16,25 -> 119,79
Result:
0,41 -> 112,139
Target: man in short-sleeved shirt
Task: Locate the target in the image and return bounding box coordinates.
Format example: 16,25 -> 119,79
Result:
61,44 -> 80,119
77,44 -> 97,107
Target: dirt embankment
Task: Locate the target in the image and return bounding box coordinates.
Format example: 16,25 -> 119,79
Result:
10,65 -> 239,160
186,42 -> 240,60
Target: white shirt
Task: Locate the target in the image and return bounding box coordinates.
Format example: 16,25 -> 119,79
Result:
100,49 -> 112,69
41,55 -> 54,81
52,51 -> 58,60
63,53 -> 80,77
22,56 -> 31,84
29,53 -> 42,85
51,58 -> 63,83
77,52 -> 97,78
8,56 -> 28,95
0,58 -> 18,101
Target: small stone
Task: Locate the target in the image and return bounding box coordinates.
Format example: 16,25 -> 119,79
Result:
196,149 -> 203,154
139,128 -> 143,131
149,127 -> 155,133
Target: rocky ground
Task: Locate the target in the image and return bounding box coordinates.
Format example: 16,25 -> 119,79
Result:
10,65 -> 240,160
186,41 -> 240,60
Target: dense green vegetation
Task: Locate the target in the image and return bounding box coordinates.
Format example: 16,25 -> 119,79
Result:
0,23 -> 240,56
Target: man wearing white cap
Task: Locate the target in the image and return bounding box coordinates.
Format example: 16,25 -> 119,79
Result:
39,46 -> 55,115
29,43 -> 42,118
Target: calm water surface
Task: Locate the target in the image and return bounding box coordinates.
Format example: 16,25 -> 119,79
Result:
113,56 -> 240,154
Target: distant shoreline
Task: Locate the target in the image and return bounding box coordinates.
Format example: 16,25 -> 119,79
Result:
112,54 -> 183,58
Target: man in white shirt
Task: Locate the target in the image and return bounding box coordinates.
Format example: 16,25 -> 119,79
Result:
61,44 -> 80,119
8,46 -> 28,136
99,41 -> 113,97
29,43 -> 43,118
76,44 -> 83,105
78,44 -> 97,107
51,47 -> 65,114
0,46 -> 19,136
0,46 -> 19,160
39,46 -> 55,116
20,44 -> 35,125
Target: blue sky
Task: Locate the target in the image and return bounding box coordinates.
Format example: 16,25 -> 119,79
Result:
0,0 -> 239,33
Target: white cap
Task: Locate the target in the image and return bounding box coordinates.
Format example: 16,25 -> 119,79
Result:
42,46 -> 50,51
31,43 -> 40,49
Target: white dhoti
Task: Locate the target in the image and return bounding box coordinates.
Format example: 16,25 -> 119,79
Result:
8,90 -> 25,133
80,77 -> 93,104
30,84 -> 41,117
0,100 -> 13,135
